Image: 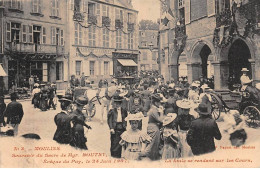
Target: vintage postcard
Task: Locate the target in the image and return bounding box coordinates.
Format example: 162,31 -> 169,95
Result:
0,0 -> 260,168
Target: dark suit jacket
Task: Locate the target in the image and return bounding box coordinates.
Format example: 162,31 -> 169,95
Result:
187,116 -> 222,156
107,108 -> 127,130
4,101 -> 24,124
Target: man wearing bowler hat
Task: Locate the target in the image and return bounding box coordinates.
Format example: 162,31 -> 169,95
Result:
186,103 -> 222,156
107,95 -> 128,158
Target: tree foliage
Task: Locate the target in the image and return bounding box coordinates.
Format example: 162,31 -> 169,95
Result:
139,20 -> 159,30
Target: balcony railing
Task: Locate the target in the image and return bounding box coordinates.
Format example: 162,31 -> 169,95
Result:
73,11 -> 85,22
127,23 -> 134,31
102,16 -> 111,27
6,43 -> 64,54
88,15 -> 97,25
115,19 -> 123,29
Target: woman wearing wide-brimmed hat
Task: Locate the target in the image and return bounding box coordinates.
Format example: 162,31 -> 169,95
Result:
141,93 -> 164,160
175,99 -> 195,157
70,96 -> 92,150
240,68 -> 252,86
161,113 -> 181,159
187,103 -> 222,156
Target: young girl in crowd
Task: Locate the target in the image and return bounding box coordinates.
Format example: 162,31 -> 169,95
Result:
119,112 -> 151,160
162,113 -> 181,159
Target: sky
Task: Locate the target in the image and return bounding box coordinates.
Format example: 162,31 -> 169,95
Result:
132,0 -> 161,22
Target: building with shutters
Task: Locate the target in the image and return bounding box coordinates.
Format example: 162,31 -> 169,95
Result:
0,0 -> 68,90
68,0 -> 139,84
139,29 -> 159,71
159,0 -> 260,90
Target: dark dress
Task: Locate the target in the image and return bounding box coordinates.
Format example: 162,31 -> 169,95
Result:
107,108 -> 128,158
187,115 -> 222,156
4,101 -> 24,125
70,109 -> 89,150
0,102 -> 6,125
53,111 -> 72,144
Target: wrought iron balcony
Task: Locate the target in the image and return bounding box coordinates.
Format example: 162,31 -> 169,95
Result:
102,16 -> 111,27
73,11 -> 85,22
88,15 -> 97,25
115,19 -> 123,29
127,23 -> 134,31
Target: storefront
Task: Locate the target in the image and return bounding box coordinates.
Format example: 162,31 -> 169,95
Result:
112,52 -> 138,83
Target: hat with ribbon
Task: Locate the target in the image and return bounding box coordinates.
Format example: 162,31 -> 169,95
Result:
163,113 -> 178,126
59,94 -> 73,103
125,112 -> 144,121
176,99 -> 193,109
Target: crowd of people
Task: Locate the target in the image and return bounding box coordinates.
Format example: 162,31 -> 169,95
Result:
51,70 -> 250,161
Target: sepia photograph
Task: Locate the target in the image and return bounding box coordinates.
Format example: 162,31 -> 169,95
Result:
0,0 -> 260,168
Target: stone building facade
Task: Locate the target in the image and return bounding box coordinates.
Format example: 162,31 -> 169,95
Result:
138,29 -> 159,71
68,0 -> 139,84
0,0 -> 69,90
159,0 -> 260,90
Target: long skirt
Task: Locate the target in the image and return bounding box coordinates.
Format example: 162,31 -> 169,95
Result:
110,125 -> 125,158
179,130 -> 193,157
162,144 -> 181,160
144,124 -> 161,160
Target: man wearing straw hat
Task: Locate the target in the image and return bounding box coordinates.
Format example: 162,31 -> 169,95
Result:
187,103 -> 222,156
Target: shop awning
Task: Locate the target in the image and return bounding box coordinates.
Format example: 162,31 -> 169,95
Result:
117,59 -> 137,67
0,64 -> 7,77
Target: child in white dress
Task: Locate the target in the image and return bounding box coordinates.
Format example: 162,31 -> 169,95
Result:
119,112 -> 151,160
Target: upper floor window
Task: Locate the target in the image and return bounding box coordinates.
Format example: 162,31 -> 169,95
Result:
88,2 -> 95,15
152,51 -> 157,60
32,0 -> 42,13
127,13 -> 134,23
8,0 -> 23,10
89,26 -> 96,47
178,0 -> 184,9
115,8 -> 123,21
190,0 -> 207,21
216,0 -> 230,14
51,27 -> 64,46
103,28 -> 109,48
6,22 -> 21,43
74,22 -> 82,45
102,4 -> 109,17
51,0 -> 60,17
128,32 -> 133,50
143,52 -> 147,60
116,30 -> 122,49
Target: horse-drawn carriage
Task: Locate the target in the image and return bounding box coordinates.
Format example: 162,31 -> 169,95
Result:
209,84 -> 260,128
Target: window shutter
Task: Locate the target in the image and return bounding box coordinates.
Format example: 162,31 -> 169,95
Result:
101,61 -> 104,75
85,60 -> 90,76
56,0 -> 60,17
83,0 -> 88,13
60,29 -> 64,46
42,27 -> 46,44
63,60 -> 68,81
28,25 -> 33,43
39,0 -> 42,13
109,61 -> 113,75
22,25 -> 27,43
207,0 -> 215,17
185,0 -> 191,24
71,0 -> 74,10
6,22 -> 11,42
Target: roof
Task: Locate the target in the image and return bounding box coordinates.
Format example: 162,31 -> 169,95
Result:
118,59 -> 138,66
